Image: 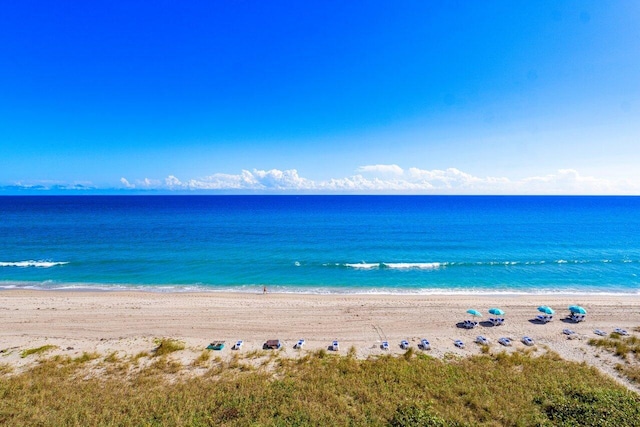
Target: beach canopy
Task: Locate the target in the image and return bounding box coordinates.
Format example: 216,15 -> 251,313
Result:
537,306 -> 555,315
488,308 -> 505,316
467,309 -> 482,317
568,305 -> 587,314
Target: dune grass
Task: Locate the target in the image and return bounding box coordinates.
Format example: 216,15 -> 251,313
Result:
0,350 -> 639,426
152,338 -> 185,357
590,332 -> 640,385
19,345 -> 57,358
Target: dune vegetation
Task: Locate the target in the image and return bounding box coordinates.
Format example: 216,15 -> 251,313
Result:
589,331 -> 640,386
1,348 -> 639,426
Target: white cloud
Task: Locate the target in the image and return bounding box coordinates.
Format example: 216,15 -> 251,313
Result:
518,169 -> 614,194
3,168 -> 634,194
137,178 -> 161,188
356,164 -> 404,175
120,177 -> 134,188
128,167 -> 627,194
3,180 -> 95,191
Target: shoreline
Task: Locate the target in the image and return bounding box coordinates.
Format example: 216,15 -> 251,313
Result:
1,282 -> 639,296
2,289 -> 639,389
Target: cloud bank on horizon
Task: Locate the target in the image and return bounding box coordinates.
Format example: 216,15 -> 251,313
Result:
5,165 -> 628,195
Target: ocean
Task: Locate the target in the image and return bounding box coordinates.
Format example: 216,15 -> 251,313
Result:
1,196 -> 639,294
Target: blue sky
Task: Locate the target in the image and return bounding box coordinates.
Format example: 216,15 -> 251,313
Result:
1,1 -> 638,194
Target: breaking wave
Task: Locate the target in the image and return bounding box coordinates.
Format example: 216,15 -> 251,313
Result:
327,259 -> 638,270
0,260 -> 69,268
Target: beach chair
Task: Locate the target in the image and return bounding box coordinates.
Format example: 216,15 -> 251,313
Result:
381,341 -> 389,350
594,329 -> 606,336
233,340 -> 243,350
498,337 -> 511,346
522,336 -> 534,346
264,339 -> 281,350
489,318 -> 499,326
536,314 -> 552,323
475,336 -> 489,345
569,313 -> 584,323
614,328 -> 629,336
331,340 -> 339,351
497,318 -> 505,325
454,339 -> 465,349
400,340 -> 409,350
295,339 -> 305,349
463,320 -> 478,329
206,341 -> 225,351
419,339 -> 431,350
562,329 -> 575,336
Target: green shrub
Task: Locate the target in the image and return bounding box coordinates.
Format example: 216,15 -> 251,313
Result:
389,403 -> 457,426
537,388 -> 640,426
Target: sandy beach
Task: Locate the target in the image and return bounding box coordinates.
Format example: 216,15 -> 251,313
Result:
1,290 -> 639,386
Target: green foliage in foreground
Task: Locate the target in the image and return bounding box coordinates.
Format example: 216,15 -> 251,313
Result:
1,351 -> 639,426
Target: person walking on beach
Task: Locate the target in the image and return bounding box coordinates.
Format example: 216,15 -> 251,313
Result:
263,285 -> 267,294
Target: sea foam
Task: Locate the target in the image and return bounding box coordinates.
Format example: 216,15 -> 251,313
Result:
0,260 -> 69,268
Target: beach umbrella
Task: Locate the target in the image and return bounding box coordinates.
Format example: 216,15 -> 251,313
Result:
568,305 -> 587,315
467,309 -> 482,318
537,306 -> 555,315
488,308 -> 505,316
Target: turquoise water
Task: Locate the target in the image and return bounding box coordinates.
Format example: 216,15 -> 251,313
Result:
1,196 -> 639,294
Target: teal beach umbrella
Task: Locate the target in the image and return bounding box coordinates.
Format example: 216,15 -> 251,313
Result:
537,306 -> 555,315
568,305 -> 587,314
467,309 -> 482,317
488,308 -> 505,316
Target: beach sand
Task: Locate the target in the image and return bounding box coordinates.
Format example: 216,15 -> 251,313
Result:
1,290 -> 639,388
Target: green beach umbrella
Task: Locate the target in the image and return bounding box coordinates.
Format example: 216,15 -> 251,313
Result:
568,305 -> 587,315
467,309 -> 482,317
488,308 -> 505,316
537,306 -> 555,315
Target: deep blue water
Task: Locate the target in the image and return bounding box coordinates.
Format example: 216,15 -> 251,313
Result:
1,196 -> 639,294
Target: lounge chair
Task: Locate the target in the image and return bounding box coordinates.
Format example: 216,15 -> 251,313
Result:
536,314 -> 552,323
295,339 -> 305,349
233,340 -> 243,350
454,339 -> 465,349
263,339 -> 281,350
475,336 -> 489,345
331,340 -> 339,351
400,340 -> 409,350
594,329 -> 606,336
522,336 -> 534,346
614,328 -> 629,336
490,317 -> 505,326
419,339 -> 431,350
381,341 -> 389,350
569,313 -> 586,323
498,337 -> 511,346
206,341 -> 225,351
562,329 -> 575,336
463,320 -> 478,329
